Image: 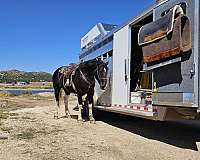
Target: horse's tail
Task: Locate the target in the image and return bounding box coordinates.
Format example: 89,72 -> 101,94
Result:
52,67 -> 63,104
52,67 -> 63,88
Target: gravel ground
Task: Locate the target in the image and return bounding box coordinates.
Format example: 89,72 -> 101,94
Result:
0,95 -> 200,160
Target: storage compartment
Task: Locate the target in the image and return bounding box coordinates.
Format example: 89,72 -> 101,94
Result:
138,5 -> 192,64
129,3 -> 193,107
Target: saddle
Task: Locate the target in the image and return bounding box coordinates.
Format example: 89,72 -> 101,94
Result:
59,63 -> 78,87
138,5 -> 192,63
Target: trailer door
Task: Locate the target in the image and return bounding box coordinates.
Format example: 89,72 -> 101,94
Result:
112,26 -> 130,105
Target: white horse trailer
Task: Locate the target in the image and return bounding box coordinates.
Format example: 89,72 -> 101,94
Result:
79,0 -> 200,121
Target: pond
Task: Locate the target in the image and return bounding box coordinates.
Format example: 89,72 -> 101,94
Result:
0,89 -> 54,95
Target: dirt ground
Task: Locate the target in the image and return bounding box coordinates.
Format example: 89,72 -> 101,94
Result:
0,94 -> 200,160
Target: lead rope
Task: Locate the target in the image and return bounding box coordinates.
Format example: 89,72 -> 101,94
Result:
70,66 -> 79,92
70,70 -> 77,92
79,68 -> 96,86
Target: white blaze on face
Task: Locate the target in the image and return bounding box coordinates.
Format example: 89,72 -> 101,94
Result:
104,68 -> 107,73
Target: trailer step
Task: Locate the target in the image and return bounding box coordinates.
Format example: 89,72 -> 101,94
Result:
94,105 -> 157,117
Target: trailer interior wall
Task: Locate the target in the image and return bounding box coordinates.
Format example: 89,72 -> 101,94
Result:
130,13 -> 153,92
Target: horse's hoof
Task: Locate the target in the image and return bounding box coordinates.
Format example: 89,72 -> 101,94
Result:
90,119 -> 96,124
89,116 -> 95,124
77,118 -> 85,123
77,120 -> 84,124
73,106 -> 79,111
54,116 -> 58,120
66,113 -> 72,119
54,114 -> 58,119
67,115 -> 71,119
60,115 -> 68,118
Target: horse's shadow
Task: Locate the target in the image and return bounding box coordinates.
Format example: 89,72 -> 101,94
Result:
95,111 -> 200,151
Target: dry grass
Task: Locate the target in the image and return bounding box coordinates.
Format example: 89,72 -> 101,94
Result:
0,126 -> 13,132
14,128 -> 36,140
0,99 -> 20,112
9,113 -> 19,116
35,129 -> 49,135
2,83 -> 53,90
21,116 -> 31,120
0,111 -> 9,119
0,92 -> 11,97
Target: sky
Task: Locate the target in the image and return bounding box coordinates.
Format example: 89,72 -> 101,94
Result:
0,0 -> 154,73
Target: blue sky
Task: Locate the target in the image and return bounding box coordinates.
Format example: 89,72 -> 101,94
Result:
0,0 -> 154,73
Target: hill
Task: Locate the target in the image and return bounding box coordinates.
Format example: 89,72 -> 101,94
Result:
0,69 -> 52,83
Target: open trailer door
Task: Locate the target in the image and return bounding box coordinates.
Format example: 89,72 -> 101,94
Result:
112,25 -> 131,105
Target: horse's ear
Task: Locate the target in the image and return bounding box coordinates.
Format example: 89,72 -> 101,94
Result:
96,57 -> 102,65
96,57 -> 101,61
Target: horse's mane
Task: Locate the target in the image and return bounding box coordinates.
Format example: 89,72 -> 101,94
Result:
81,58 -> 104,66
81,59 -> 96,64
79,59 -> 99,69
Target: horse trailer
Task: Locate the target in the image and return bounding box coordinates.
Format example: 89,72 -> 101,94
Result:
79,0 -> 200,121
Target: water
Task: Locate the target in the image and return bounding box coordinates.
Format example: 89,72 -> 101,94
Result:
0,89 -> 54,95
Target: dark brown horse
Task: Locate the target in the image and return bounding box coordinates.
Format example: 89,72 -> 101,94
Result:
52,58 -> 108,122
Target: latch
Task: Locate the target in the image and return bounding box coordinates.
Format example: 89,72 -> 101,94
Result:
124,59 -> 128,82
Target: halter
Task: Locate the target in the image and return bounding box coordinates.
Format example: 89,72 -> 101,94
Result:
95,64 -> 108,82
95,66 -> 100,81
79,69 -> 95,87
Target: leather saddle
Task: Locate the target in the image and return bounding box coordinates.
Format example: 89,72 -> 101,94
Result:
59,64 -> 78,86
138,5 -> 192,63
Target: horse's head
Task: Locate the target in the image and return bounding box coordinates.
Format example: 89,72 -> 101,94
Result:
95,59 -> 108,90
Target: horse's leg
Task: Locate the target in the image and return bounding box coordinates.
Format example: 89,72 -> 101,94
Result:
54,87 -> 61,119
77,95 -> 83,121
87,89 -> 95,123
64,94 -> 71,118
